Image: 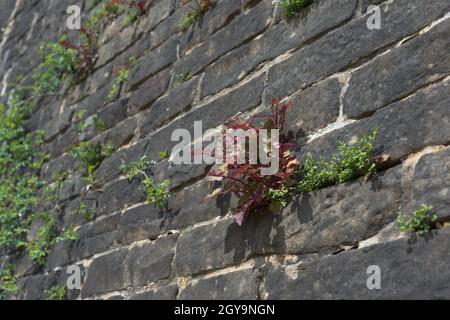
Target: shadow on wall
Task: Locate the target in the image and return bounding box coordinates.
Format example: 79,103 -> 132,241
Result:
224,207 -> 287,263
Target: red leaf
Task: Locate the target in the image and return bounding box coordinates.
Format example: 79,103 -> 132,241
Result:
203,98 -> 299,226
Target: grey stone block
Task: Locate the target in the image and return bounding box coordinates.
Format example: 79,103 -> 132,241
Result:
201,0 -> 357,97
265,228 -> 450,299
344,19 -> 450,118
174,0 -> 273,77
179,267 -> 262,300
265,0 -> 450,101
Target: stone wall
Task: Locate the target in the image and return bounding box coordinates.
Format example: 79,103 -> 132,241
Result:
1,0 -> 449,300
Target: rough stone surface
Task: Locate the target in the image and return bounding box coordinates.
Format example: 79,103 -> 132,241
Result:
127,68 -> 171,115
201,0 -> 357,97
144,74 -> 265,160
283,77 -> 341,136
94,139 -> 149,183
128,38 -> 178,90
174,0 -> 273,76
300,79 -> 450,163
179,0 -> 248,55
81,249 -> 128,298
130,283 -> 178,300
410,147 -> 450,217
175,165 -> 402,276
2,0 -> 449,301
265,0 -> 450,101
125,235 -> 177,288
265,228 -> 450,299
138,77 -> 198,138
97,179 -> 146,216
179,267 -> 262,300
344,19 -> 450,118
116,204 -> 165,245
82,234 -> 176,297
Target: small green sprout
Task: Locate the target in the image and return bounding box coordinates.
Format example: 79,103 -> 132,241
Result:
397,205 -> 438,236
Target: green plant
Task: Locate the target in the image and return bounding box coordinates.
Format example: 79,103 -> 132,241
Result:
120,156 -> 171,209
22,213 -> 79,265
73,109 -> 88,122
86,2 -> 119,36
279,0 -> 315,18
106,57 -> 137,102
45,286 -> 66,300
0,88 -> 77,268
174,68 -> 192,83
94,116 -> 105,131
397,205 -> 438,236
159,150 -> 170,160
267,186 -> 290,213
78,115 -> 105,133
23,215 -> 56,265
298,130 -> 378,193
32,42 -> 78,97
0,265 -> 18,300
179,0 -> 214,31
0,14 -> 99,290
53,170 -> 69,182
107,68 -> 130,101
0,93 -> 48,251
70,141 -> 114,185
120,156 -> 155,179
87,0 -> 149,32
59,28 -> 98,81
142,178 -> 172,210
180,12 -> 200,31
74,202 -> 95,222
122,1 -> 149,27
0,85 -> 80,287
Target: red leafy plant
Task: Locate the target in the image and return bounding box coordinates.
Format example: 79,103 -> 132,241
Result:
204,99 -> 300,226
60,27 -> 98,81
133,0 -> 149,14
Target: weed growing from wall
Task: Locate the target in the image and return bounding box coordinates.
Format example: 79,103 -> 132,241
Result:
142,179 -> 172,210
174,68 -> 192,83
202,102 -> 386,225
0,92 -> 48,250
86,1 -> 122,35
0,265 -> 18,300
45,286 -> 67,300
32,42 -> 78,97
297,130 -> 378,193
88,0 -> 149,33
159,150 -> 170,160
0,59 -> 83,282
397,205 -> 438,236
70,141 -> 115,187
59,28 -> 98,81
179,0 -> 214,31
106,57 -> 137,102
0,0 -> 147,298
120,156 -> 172,209
73,202 -> 96,222
120,156 -> 155,179
279,0 -> 315,18
122,0 -> 149,27
204,100 -> 300,225
78,115 -> 105,133
24,212 -> 79,266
